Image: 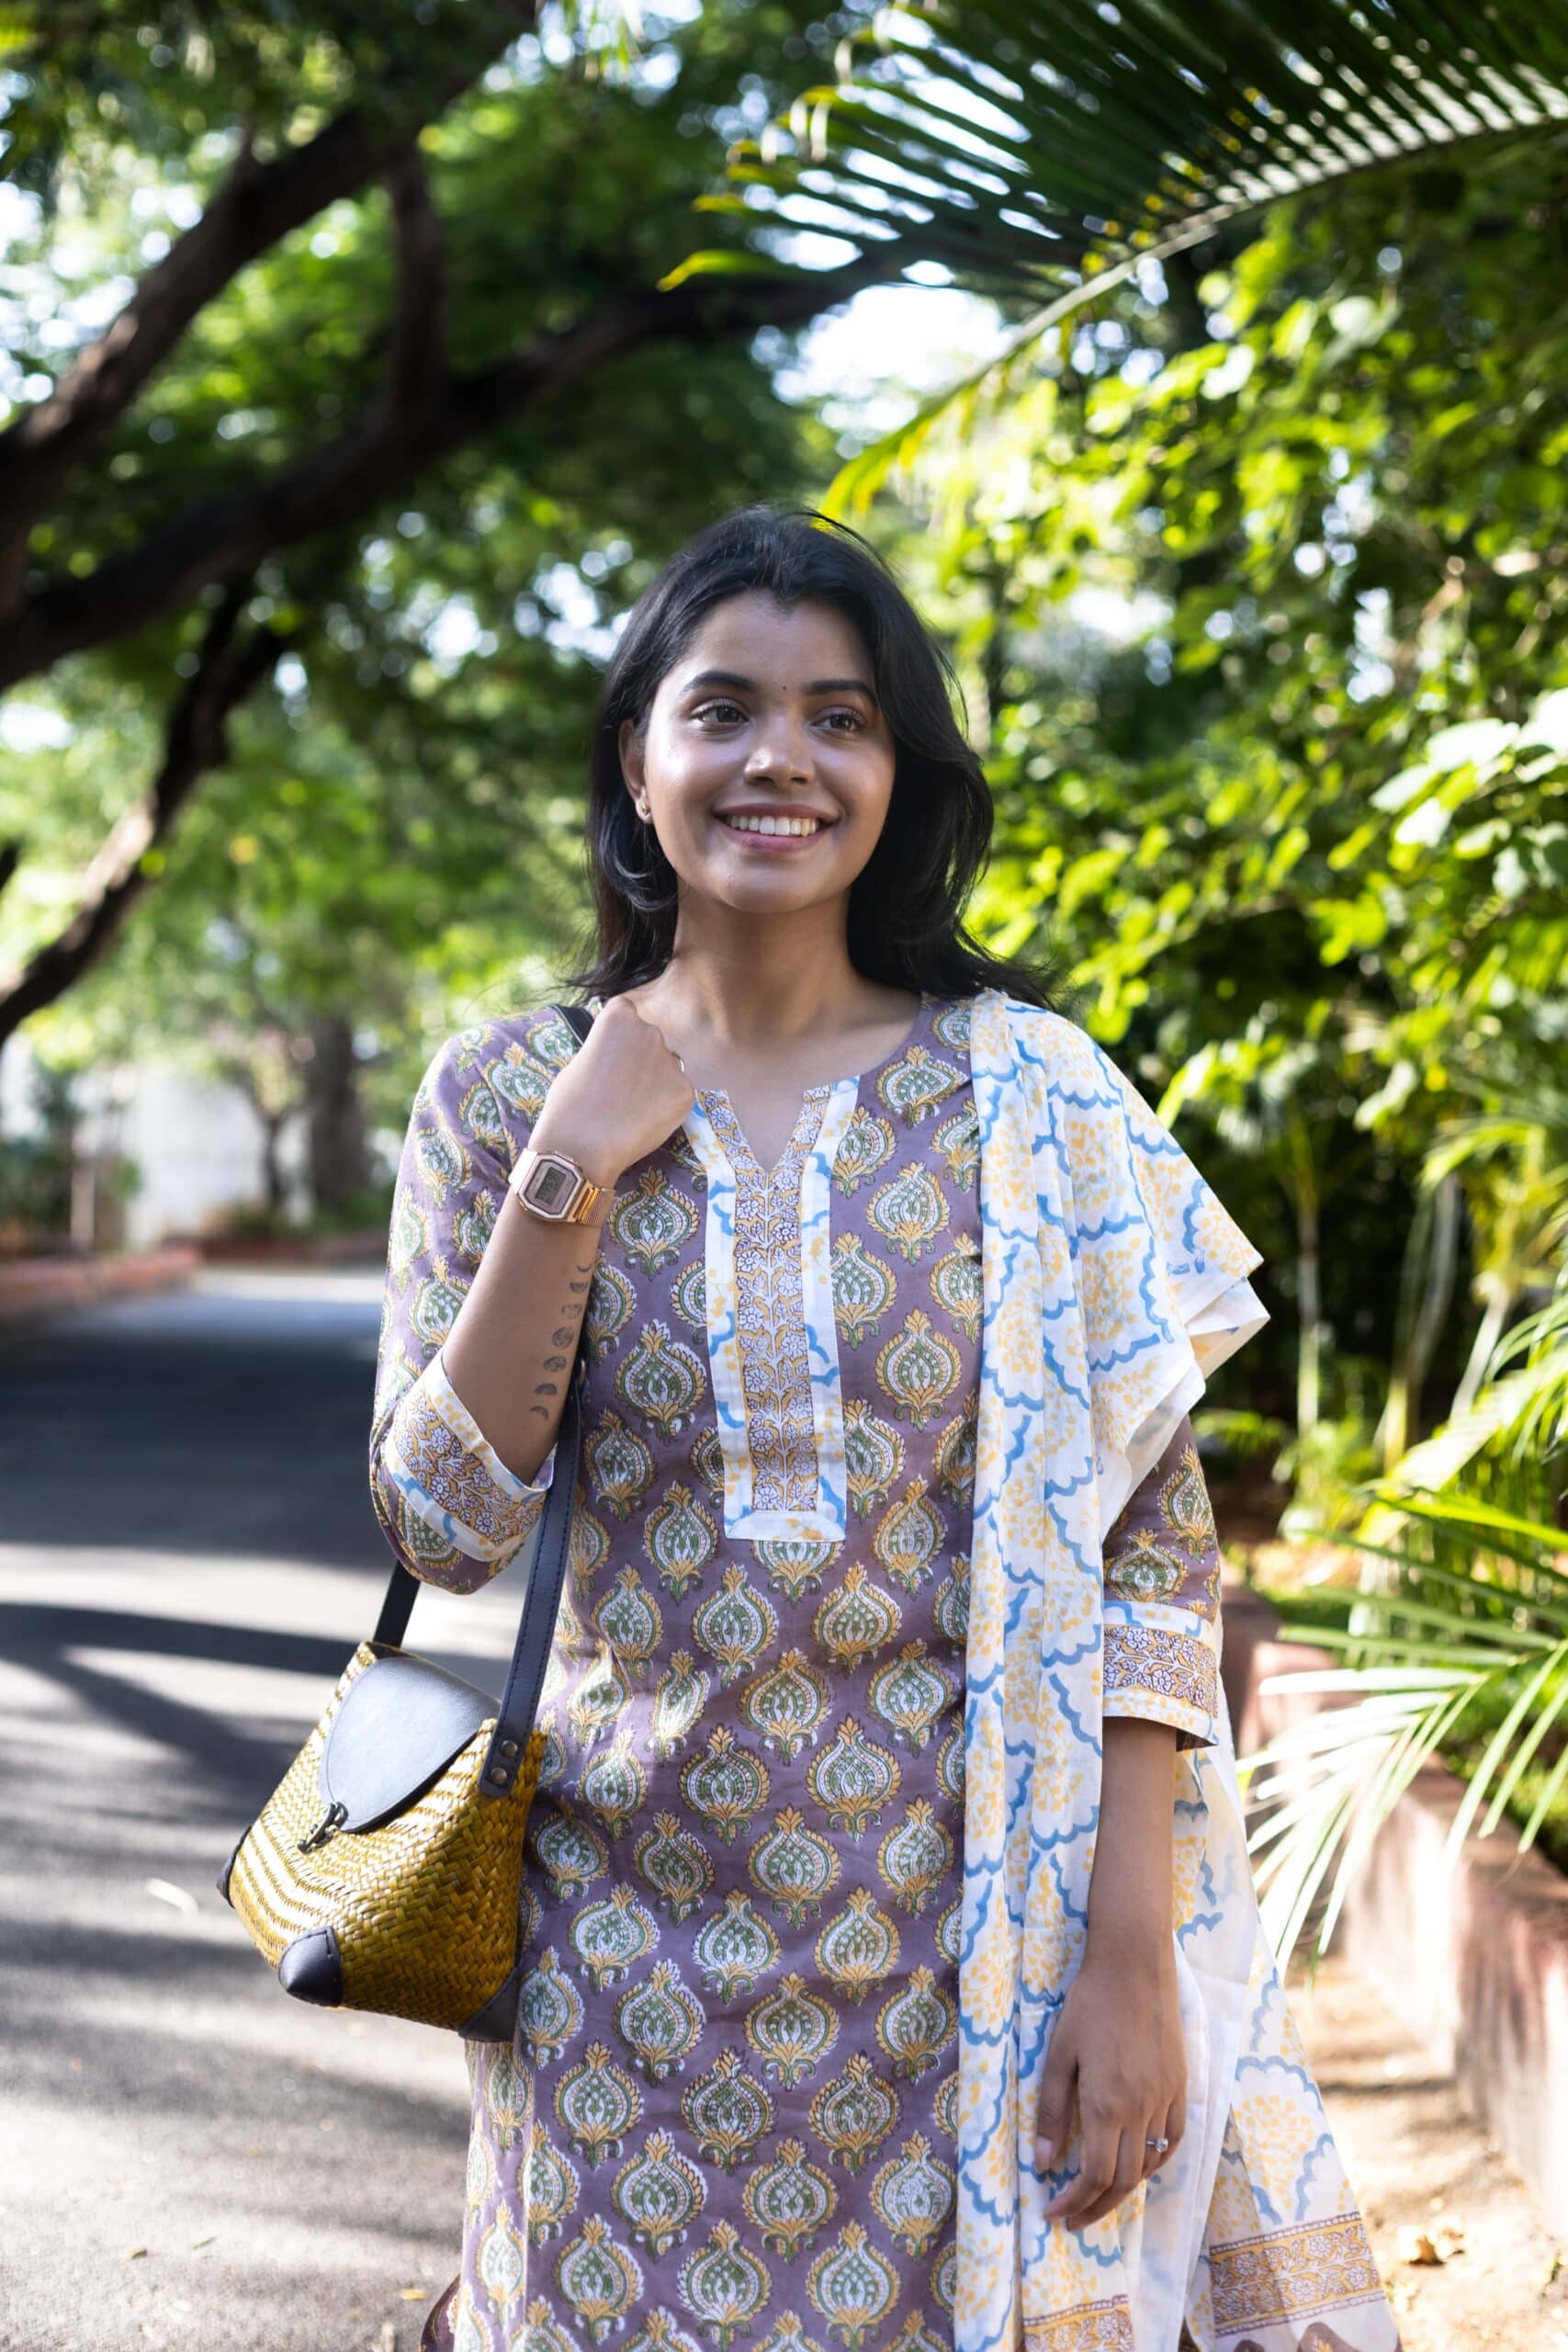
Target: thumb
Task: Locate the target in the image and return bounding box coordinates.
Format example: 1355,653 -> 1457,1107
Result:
1033,2030 -> 1077,2169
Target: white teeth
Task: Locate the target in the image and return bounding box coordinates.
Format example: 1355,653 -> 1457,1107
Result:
721,813 -> 823,836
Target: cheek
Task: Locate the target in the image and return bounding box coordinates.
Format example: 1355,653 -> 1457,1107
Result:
828,771 -> 897,865
652,728 -> 728,797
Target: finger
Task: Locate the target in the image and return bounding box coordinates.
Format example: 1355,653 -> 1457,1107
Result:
1033,2043 -> 1077,2173
1142,2096 -> 1184,2179
1076,2126 -> 1145,2230
1135,2105 -> 1166,2182
1041,2113 -> 1117,2222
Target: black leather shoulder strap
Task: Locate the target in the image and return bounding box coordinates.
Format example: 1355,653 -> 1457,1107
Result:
371,1000 -> 596,1801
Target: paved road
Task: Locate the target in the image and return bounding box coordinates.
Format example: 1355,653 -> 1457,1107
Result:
0,1271 -> 536,2352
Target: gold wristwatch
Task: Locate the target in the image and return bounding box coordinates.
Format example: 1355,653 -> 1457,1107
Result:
507,1143 -> 606,1225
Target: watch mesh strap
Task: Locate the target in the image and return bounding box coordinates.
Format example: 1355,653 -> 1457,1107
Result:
371,999 -> 597,1791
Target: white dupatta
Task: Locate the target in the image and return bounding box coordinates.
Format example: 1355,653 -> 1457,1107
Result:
956,990 -> 1398,2352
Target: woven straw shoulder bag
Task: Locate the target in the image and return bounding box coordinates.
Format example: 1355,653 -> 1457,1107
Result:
216,1001 -> 594,2038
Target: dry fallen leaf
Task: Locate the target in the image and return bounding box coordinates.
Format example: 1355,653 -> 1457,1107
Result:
400,2287 -> 427,2300
125,2247 -> 148,2260
1398,2223 -> 1465,2266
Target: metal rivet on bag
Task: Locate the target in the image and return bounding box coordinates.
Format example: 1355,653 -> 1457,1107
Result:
489,1768 -> 509,1784
500,1740 -> 518,1758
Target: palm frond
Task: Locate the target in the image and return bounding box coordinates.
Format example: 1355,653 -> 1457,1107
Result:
666,3 -> 1568,511
1238,1489 -> 1568,1964
1355,1346 -> 1568,1544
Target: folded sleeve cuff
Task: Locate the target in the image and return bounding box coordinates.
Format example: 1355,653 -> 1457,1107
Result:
1102,1603 -> 1221,1750
383,1347 -> 557,1563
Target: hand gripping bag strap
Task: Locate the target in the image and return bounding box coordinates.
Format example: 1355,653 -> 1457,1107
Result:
369,1001 -> 596,1797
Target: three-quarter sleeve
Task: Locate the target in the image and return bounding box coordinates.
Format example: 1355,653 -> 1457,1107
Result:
1101,1411 -> 1224,1749
368,1013 -> 566,1594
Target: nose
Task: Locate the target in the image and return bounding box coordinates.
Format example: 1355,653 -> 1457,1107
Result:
744,707 -> 814,784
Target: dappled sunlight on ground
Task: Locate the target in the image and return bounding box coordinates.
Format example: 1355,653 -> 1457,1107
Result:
1292,1953 -> 1567,2352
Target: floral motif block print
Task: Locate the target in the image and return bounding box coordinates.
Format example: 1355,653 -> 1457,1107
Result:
371,989 -> 1399,2352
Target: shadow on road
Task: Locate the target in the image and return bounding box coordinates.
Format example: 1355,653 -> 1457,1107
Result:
0,1272 -> 390,1566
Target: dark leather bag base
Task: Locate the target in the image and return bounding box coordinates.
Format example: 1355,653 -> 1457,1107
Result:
278,1925 -> 345,2006
318,1646 -> 492,1831
458,1957 -> 529,2041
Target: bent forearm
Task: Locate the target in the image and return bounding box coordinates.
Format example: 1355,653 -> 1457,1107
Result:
1086,1715 -> 1179,1958
439,1111 -> 624,1483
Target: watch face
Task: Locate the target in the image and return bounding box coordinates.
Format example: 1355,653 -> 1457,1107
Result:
525,1157 -> 580,1216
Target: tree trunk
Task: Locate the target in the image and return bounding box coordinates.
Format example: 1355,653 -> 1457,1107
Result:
306,1013 -> 370,1212
257,1108 -> 289,1216
1288,1112 -> 1322,1439
1378,1170 -> 1462,1470
1452,1280 -> 1516,1419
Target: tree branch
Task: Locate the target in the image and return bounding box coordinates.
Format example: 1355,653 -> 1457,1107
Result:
0,4 -> 542,616
0,584 -> 290,1046
0,252 -> 899,691
380,150 -> 447,421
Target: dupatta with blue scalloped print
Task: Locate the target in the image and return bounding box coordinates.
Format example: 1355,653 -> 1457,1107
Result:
957,991 -> 1399,2352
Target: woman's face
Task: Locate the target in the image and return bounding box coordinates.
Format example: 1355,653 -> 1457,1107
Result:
618,592 -> 897,915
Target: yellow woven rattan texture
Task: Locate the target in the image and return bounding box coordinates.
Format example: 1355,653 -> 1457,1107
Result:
228,1640 -> 543,2030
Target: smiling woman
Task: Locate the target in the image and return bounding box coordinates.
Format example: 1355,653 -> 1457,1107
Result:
367,504 -> 1399,2352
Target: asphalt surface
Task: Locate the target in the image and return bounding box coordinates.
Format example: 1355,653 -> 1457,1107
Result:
0,1270 -> 538,2352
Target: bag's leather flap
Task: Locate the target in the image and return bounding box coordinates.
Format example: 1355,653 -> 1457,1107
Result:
319,1648 -> 491,1830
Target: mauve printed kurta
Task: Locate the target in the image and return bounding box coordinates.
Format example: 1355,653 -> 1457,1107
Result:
368,991 -> 1231,2352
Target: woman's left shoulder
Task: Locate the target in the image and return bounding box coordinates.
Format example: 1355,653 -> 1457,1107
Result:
988,992 -> 1116,1092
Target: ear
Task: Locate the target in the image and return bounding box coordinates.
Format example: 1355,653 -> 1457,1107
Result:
618,716 -> 645,801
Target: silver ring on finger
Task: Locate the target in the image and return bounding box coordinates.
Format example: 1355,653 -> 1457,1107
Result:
1145,2135 -> 1170,2154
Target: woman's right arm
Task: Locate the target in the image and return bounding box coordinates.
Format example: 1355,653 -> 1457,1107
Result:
367,995 -> 690,1592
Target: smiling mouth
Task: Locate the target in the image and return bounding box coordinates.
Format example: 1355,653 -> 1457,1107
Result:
716,812 -> 834,839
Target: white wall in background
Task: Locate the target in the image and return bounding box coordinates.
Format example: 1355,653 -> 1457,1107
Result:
0,1031 -> 40,1138
2,1034 -> 310,1249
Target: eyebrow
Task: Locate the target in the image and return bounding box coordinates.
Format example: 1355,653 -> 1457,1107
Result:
682,668 -> 877,699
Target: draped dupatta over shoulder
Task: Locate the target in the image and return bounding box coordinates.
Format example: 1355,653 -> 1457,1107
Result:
956,991 -> 1399,2352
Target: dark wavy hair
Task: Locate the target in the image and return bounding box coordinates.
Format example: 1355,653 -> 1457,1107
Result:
561,502 -> 1064,1012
